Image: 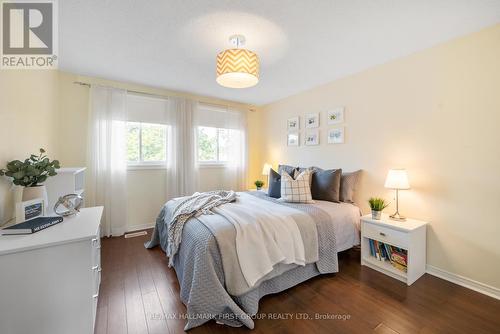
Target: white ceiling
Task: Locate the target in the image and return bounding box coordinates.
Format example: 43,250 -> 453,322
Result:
59,0 -> 500,105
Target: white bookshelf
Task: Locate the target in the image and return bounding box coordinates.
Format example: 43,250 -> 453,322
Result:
44,167 -> 86,214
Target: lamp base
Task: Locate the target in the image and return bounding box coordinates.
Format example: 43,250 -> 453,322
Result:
389,212 -> 406,221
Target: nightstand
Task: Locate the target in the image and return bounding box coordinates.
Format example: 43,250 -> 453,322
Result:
360,214 -> 427,285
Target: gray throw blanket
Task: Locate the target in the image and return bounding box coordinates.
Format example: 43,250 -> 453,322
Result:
166,190 -> 237,266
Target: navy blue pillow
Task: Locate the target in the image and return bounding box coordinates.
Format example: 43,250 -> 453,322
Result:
268,168 -> 281,198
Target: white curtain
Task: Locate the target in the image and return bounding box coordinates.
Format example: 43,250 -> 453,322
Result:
195,103 -> 248,191
86,86 -> 128,237
165,97 -> 199,199
222,107 -> 248,191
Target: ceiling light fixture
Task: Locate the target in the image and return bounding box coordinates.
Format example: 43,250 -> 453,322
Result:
216,35 -> 259,89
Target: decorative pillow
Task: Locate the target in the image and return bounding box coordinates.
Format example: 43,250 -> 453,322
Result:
310,169 -> 342,202
268,168 -> 281,198
340,170 -> 362,203
280,170 -> 314,204
278,164 -> 298,178
296,166 -> 322,187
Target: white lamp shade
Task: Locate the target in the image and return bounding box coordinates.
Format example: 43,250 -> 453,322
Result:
384,169 -> 410,189
262,163 -> 272,176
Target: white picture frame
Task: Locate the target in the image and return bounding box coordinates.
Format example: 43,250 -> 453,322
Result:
287,117 -> 299,131
287,132 -> 299,146
305,113 -> 319,128
328,127 -> 345,144
15,197 -> 45,223
305,130 -> 319,146
327,107 -> 345,125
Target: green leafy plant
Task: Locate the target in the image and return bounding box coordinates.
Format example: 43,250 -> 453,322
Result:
0,148 -> 60,187
368,197 -> 390,211
254,180 -> 264,188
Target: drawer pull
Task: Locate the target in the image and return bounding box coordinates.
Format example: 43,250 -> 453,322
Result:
92,265 -> 100,271
379,232 -> 386,237
92,293 -> 99,299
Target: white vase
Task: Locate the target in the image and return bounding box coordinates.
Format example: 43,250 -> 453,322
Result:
371,210 -> 382,220
22,185 -> 49,214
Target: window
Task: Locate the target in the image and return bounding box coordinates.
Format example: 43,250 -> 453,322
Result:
127,122 -> 167,166
197,126 -> 234,164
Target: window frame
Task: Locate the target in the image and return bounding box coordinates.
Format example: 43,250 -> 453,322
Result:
126,121 -> 168,170
196,126 -> 229,167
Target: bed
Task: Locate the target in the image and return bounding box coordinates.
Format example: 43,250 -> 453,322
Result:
145,191 -> 361,330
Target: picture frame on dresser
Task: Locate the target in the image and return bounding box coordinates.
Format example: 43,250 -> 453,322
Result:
15,198 -> 45,223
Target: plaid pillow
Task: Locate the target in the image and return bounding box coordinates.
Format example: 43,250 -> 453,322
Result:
280,169 -> 314,203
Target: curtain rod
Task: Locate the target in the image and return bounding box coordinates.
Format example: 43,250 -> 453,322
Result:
73,81 -> 168,99
71,81 -> 253,111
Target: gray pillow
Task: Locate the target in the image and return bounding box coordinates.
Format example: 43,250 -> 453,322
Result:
340,170 -> 362,203
278,164 -> 298,177
311,169 -> 342,202
296,166 -> 322,187
268,168 -> 281,198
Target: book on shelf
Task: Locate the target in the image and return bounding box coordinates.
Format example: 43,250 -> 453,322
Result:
367,238 -> 408,272
1,216 -> 64,235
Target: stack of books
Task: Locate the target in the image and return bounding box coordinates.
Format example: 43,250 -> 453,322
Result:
368,239 -> 408,273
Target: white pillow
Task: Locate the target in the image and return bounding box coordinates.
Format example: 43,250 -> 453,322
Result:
280,170 -> 314,204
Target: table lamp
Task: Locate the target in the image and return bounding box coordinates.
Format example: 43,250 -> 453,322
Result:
262,163 -> 272,185
384,169 -> 410,221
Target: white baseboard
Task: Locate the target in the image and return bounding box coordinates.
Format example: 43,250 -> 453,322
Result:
127,222 -> 155,233
426,264 -> 500,300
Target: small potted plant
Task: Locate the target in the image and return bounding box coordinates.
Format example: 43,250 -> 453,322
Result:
254,180 -> 264,190
368,197 -> 389,220
0,148 -> 60,205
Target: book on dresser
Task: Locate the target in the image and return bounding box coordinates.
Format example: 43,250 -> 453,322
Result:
1,216 -> 64,235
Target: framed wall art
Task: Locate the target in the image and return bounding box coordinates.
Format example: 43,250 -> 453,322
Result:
287,117 -> 299,131
328,127 -> 344,144
327,107 -> 345,125
287,132 -> 299,146
305,113 -> 319,128
305,130 -> 319,146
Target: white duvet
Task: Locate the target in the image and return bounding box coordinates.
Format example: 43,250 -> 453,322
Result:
213,193 -> 310,287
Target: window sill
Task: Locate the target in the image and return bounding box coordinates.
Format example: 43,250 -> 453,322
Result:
127,164 -> 167,171
198,163 -> 228,169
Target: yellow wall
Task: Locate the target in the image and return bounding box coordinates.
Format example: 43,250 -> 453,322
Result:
57,72 -> 252,230
251,24 -> 500,289
0,70 -> 60,224
1,71 -> 252,229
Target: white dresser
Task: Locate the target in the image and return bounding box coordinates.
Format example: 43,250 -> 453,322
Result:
0,207 -> 103,334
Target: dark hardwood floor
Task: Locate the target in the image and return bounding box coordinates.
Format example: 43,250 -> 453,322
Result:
95,230 -> 500,334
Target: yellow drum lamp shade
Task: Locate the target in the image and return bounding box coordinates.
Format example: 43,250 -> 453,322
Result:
216,48 -> 259,89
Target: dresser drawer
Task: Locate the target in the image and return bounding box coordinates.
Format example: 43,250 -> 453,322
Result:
363,222 -> 408,248
91,226 -> 101,295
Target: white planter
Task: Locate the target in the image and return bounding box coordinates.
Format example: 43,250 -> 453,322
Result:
371,210 -> 382,220
22,185 -> 48,214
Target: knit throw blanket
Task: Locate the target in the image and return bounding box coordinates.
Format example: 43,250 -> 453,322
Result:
166,190 -> 237,266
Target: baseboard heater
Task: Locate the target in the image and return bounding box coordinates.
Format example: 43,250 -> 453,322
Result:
124,230 -> 148,238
